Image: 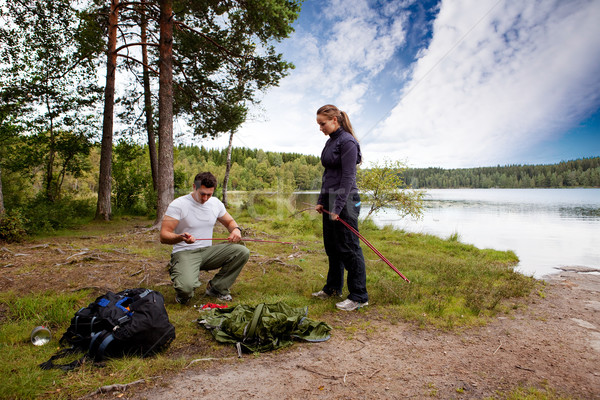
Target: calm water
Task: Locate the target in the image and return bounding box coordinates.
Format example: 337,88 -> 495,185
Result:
369,188 -> 600,279
238,189 -> 600,279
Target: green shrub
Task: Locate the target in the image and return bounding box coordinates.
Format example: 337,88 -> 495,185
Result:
21,195 -> 95,234
0,210 -> 28,243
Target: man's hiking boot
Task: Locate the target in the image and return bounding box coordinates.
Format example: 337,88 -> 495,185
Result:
205,282 -> 233,302
336,298 -> 368,311
175,295 -> 191,305
312,290 -> 342,300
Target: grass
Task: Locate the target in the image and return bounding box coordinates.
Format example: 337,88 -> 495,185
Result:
485,384 -> 574,400
0,194 -> 549,399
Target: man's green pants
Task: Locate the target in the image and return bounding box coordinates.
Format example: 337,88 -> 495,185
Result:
168,243 -> 249,302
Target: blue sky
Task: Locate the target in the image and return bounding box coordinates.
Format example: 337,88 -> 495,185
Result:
197,0 -> 600,169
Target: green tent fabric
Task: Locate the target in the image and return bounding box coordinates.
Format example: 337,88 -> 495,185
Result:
198,302 -> 332,353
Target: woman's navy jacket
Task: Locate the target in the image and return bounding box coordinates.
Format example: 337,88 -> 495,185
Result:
317,128 -> 362,215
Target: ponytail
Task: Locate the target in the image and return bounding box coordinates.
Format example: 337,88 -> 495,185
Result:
316,104 -> 359,141
338,111 -> 357,140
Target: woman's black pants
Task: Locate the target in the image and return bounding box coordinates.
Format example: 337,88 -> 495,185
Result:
321,193 -> 368,303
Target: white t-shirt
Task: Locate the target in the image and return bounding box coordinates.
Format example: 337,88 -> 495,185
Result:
164,193 -> 227,253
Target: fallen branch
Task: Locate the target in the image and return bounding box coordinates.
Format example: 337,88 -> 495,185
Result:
109,248 -> 132,255
83,376 -> 159,397
67,251 -> 89,260
350,344 -> 366,353
368,369 -> 381,378
138,274 -> 148,286
257,258 -> 302,271
185,357 -> 236,368
30,243 -> 50,249
82,255 -> 104,261
297,365 -> 344,380
515,365 -> 535,372
493,342 -> 502,355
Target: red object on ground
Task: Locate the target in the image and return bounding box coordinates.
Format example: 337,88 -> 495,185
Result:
201,303 -> 229,310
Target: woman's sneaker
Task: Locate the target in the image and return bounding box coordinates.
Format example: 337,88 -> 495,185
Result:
311,290 -> 330,300
312,290 -> 342,300
336,299 -> 368,311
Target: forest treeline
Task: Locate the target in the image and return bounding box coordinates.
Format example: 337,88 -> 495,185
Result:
402,157 -> 600,188
1,135 -> 597,240
3,140 -> 596,219
172,145 -> 323,195
0,141 -> 324,227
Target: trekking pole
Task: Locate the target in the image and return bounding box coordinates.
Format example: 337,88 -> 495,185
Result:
180,234 -> 292,245
193,238 -> 293,245
304,203 -> 410,283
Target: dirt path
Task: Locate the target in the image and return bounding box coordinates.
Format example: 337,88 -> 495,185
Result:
128,269 -> 600,400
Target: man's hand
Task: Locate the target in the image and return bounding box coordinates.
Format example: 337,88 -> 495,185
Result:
180,232 -> 196,244
228,227 -> 242,243
315,204 -> 324,214
218,212 -> 243,243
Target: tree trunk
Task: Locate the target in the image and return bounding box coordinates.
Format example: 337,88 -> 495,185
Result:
95,0 -> 120,220
0,165 -> 5,216
45,108 -> 56,202
154,0 -> 174,226
43,76 -> 56,203
222,130 -> 235,207
141,0 -> 158,191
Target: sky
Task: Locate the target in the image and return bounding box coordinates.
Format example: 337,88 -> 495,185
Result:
192,0 -> 600,169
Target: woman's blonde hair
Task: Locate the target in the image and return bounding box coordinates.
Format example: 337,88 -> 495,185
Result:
317,104 -> 358,141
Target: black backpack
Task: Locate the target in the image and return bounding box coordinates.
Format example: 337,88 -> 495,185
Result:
40,288 -> 175,370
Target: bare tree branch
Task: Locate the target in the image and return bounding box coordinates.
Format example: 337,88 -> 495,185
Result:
116,53 -> 159,75
115,41 -> 159,54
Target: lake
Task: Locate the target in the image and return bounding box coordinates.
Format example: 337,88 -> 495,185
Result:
368,188 -> 600,279
240,189 -> 600,279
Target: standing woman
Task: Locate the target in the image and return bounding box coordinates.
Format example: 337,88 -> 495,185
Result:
313,104 -> 368,311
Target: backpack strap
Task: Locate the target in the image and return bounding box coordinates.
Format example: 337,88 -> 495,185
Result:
89,330 -> 115,362
39,347 -> 88,371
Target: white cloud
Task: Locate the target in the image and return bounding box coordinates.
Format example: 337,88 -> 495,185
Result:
203,0 -> 411,156
365,0 -> 600,168
203,0 -> 600,169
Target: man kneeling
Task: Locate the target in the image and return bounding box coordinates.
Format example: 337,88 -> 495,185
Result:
160,172 -> 249,304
